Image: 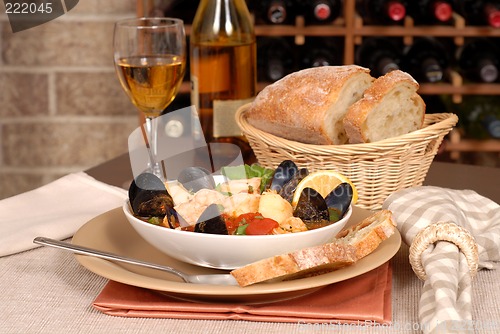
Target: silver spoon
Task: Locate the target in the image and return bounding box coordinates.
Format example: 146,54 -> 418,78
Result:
33,237 -> 238,286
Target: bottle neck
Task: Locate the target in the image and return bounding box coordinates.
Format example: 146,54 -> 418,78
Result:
485,4 -> 500,28
421,57 -> 443,83
377,57 -> 400,76
191,0 -> 255,43
385,0 -> 406,22
313,2 -> 332,22
483,115 -> 500,139
266,58 -> 286,81
432,0 -> 453,22
268,2 -> 287,24
477,58 -> 499,83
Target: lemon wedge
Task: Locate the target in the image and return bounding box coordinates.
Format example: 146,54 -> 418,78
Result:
291,170 -> 358,208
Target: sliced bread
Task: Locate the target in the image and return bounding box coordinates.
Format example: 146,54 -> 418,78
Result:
335,209 -> 397,261
246,65 -> 374,145
230,209 -> 396,287
343,70 -> 426,144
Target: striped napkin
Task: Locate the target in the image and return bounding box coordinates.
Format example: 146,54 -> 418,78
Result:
383,186 -> 500,334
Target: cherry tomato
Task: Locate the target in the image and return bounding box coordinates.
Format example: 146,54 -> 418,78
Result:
225,212 -> 280,235
245,217 -> 279,235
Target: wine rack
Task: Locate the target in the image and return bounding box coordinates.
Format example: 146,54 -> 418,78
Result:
137,0 -> 500,160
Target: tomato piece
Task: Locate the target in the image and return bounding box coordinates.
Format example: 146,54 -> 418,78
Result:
224,214 -> 239,235
245,217 -> 279,235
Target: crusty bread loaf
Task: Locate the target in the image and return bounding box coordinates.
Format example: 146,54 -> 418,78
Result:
343,70 -> 426,144
230,209 -> 396,287
246,65 -> 374,145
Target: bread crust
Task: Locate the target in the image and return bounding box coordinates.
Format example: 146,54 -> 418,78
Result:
246,65 -> 374,145
230,242 -> 356,287
230,210 -> 396,287
335,209 -> 396,260
343,70 -> 426,144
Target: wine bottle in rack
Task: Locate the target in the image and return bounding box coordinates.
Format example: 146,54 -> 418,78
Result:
358,0 -> 408,24
355,37 -> 402,77
257,37 -> 296,82
300,37 -> 343,69
457,96 -> 500,139
190,0 -> 257,160
409,0 -> 454,25
256,0 -> 296,25
401,37 -> 451,83
456,38 -> 500,83
458,0 -> 500,28
301,0 -> 343,25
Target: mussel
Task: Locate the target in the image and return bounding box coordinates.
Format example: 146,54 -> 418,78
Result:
325,182 -> 353,219
269,160 -> 298,192
293,182 -> 353,229
193,204 -> 228,235
129,172 -> 174,217
177,166 -> 216,193
278,167 -> 309,202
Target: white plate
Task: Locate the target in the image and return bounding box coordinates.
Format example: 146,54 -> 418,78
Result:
72,206 -> 401,304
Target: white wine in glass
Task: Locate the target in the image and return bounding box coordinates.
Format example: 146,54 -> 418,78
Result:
113,17 -> 186,177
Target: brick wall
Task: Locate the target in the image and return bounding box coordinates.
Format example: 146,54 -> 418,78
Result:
0,0 -> 140,199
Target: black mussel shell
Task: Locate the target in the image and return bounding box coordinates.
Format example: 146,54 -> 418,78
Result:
165,207 -> 189,229
129,173 -> 174,217
325,182 -> 353,219
193,204 -> 228,235
269,160 -> 299,192
177,166 -> 216,193
279,168 -> 309,202
293,187 -> 329,222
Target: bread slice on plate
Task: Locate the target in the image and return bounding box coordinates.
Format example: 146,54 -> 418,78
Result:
246,65 -> 374,145
335,209 -> 396,261
230,209 -> 396,287
343,70 -> 426,144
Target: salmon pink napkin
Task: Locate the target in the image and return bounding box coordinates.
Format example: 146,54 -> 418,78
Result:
93,262 -> 392,325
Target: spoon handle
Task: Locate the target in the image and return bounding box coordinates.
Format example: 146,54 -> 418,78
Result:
33,237 -> 189,283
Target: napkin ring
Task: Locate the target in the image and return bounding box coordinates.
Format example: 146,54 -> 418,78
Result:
409,221 -> 479,281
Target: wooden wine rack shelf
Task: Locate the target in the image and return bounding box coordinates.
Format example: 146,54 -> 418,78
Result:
139,0 -> 500,157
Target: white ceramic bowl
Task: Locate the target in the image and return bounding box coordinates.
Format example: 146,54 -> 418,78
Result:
122,201 -> 352,270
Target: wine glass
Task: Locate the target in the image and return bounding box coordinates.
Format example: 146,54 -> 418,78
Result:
113,17 -> 186,178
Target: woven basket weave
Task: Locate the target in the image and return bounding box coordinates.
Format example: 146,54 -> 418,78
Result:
236,103 -> 458,210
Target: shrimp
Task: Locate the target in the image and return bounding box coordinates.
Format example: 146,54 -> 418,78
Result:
174,189 -> 225,225
222,192 -> 260,218
165,181 -> 193,205
272,216 -> 308,234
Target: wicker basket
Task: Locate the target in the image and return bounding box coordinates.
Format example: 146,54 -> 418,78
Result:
236,103 -> 458,210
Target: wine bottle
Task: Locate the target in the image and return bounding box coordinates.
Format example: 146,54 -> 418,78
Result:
300,37 -> 343,68
359,0 -> 408,24
457,38 -> 500,83
401,37 -> 450,83
456,96 -> 500,139
190,0 -> 257,160
410,0 -> 454,25
302,0 -> 343,25
355,37 -> 402,77
458,0 -> 500,28
256,0 -> 296,25
257,37 -> 296,82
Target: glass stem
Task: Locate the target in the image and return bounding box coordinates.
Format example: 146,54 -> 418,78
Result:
144,116 -> 163,178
